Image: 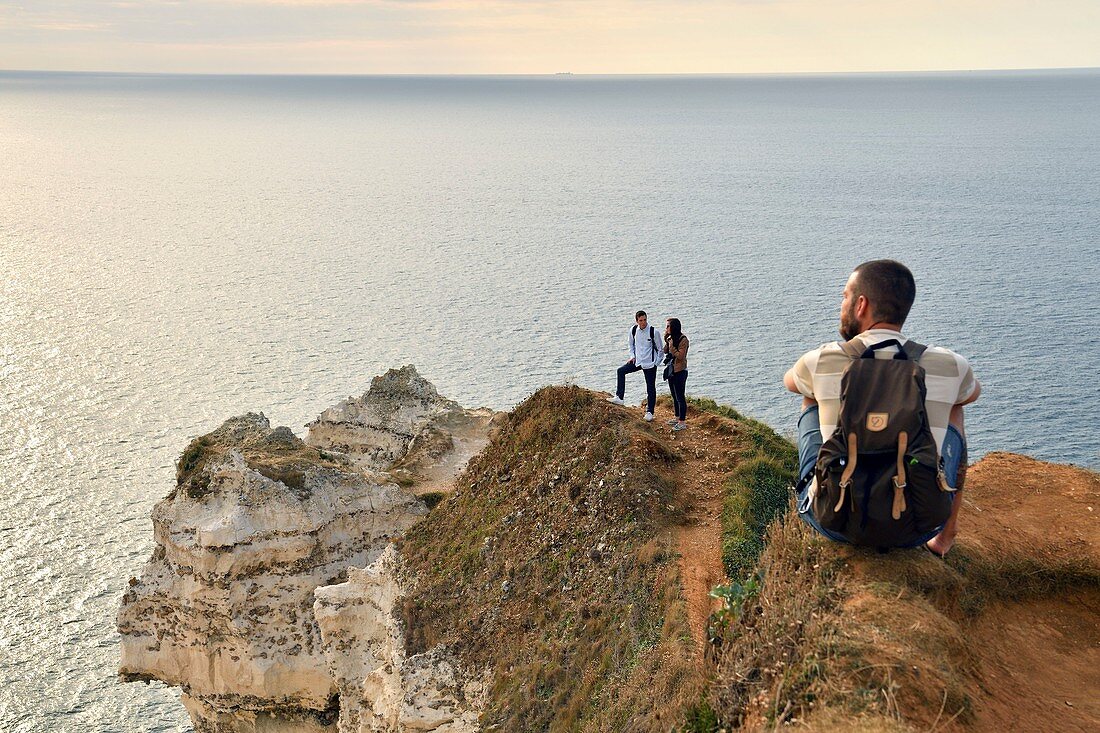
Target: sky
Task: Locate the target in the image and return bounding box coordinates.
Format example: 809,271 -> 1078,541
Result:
2,0 -> 1099,75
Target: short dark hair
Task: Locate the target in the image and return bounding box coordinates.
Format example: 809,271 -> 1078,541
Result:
635,310 -> 647,320
852,260 -> 916,326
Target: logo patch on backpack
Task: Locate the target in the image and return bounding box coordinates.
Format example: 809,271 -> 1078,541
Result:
866,413 -> 889,432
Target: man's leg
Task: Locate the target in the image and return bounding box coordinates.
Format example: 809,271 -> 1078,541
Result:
615,362 -> 640,400
796,399 -> 820,484
795,400 -> 850,543
643,366 -> 658,415
926,405 -> 968,557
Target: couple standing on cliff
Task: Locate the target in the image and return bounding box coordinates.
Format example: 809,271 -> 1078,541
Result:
605,310 -> 690,432
606,260 -> 979,557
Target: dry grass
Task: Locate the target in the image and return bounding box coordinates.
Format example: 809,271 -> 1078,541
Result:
398,386 -> 701,732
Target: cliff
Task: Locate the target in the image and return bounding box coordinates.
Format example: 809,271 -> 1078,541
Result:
118,367 -> 494,732
119,373 -> 1100,732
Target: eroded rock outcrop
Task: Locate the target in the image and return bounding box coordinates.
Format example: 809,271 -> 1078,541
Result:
119,370 -> 492,733
118,413 -> 427,731
306,366 -> 494,489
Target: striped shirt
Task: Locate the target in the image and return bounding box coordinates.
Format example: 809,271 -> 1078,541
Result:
790,329 -> 977,453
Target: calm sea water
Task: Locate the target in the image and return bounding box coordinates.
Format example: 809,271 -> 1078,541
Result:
1,70 -> 1098,731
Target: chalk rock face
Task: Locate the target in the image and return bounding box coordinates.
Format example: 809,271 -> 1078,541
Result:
118,413 -> 427,732
306,365 -> 493,480
313,547 -> 483,733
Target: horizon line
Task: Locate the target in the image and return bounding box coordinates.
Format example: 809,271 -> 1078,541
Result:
3,65 -> 1099,79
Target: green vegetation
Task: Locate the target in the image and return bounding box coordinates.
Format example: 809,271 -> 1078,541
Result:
688,397 -> 798,580
418,491 -> 447,509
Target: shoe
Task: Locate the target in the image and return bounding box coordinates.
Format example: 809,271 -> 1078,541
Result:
666,418 -> 678,426
672,421 -> 687,432
606,396 -> 625,405
643,412 -> 654,422
924,543 -> 946,559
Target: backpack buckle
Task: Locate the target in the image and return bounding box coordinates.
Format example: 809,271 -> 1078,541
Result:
891,475 -> 907,520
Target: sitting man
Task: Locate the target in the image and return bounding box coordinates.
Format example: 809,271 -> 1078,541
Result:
607,310 -> 663,422
784,260 -> 981,556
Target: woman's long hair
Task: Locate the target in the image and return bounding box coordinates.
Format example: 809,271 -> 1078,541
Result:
667,318 -> 683,348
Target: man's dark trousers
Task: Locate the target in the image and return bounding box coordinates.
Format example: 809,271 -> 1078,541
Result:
616,362 -> 658,414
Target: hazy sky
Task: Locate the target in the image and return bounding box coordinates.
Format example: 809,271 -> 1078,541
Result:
2,0 -> 1099,74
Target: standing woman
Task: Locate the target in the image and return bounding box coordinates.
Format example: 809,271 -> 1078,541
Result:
664,318 -> 689,431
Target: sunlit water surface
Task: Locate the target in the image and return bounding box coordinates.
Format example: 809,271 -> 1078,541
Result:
1,71 -> 1098,731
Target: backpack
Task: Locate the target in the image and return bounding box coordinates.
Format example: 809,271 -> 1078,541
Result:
811,338 -> 954,547
631,325 -> 658,360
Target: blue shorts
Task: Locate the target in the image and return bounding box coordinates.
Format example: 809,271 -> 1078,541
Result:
795,405 -> 966,546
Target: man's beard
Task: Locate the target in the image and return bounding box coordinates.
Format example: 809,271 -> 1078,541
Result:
839,301 -> 860,341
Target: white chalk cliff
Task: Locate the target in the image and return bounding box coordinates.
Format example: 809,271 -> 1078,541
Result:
118,367 -> 491,732
313,547 -> 485,733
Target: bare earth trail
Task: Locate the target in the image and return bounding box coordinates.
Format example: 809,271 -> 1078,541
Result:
645,401 -> 738,655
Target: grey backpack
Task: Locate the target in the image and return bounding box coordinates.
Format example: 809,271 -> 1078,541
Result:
811,338 -> 954,547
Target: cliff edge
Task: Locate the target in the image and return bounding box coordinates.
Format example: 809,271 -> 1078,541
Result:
119,374 -> 1099,732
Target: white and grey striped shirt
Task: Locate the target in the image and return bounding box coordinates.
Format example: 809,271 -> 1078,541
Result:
791,329 -> 977,453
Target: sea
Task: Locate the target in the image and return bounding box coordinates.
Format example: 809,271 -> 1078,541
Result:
1,70 -> 1098,731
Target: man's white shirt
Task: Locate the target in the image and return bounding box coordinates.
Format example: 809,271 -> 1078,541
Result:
629,325 -> 664,368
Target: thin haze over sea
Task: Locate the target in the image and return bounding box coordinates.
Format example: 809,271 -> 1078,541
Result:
1,70 -> 1098,730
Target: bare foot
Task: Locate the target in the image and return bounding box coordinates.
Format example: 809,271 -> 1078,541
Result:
925,529 -> 956,558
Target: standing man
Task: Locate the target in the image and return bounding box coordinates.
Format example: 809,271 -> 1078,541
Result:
784,260 -> 981,556
607,310 -> 664,422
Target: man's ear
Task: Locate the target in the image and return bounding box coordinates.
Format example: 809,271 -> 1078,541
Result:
856,295 -> 870,320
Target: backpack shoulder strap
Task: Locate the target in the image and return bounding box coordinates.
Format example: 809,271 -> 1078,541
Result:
649,326 -> 657,351
839,338 -> 864,359
902,339 -> 927,362
632,324 -> 637,338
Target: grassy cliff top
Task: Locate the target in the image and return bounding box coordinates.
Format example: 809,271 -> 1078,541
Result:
397,386 -> 803,732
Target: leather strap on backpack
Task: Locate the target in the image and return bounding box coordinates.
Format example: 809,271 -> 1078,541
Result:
892,431 -> 909,520
835,432 -> 859,513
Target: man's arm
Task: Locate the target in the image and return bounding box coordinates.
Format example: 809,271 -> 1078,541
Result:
785,354 -> 819,410
958,379 -> 981,406
628,330 -> 636,363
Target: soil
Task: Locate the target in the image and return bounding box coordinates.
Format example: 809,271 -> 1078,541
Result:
959,452 -> 1100,733
403,411 -> 496,496
645,402 -> 734,654
966,589 -> 1100,732
961,451 -> 1099,570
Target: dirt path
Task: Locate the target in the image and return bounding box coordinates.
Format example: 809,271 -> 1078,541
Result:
648,401 -> 738,654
